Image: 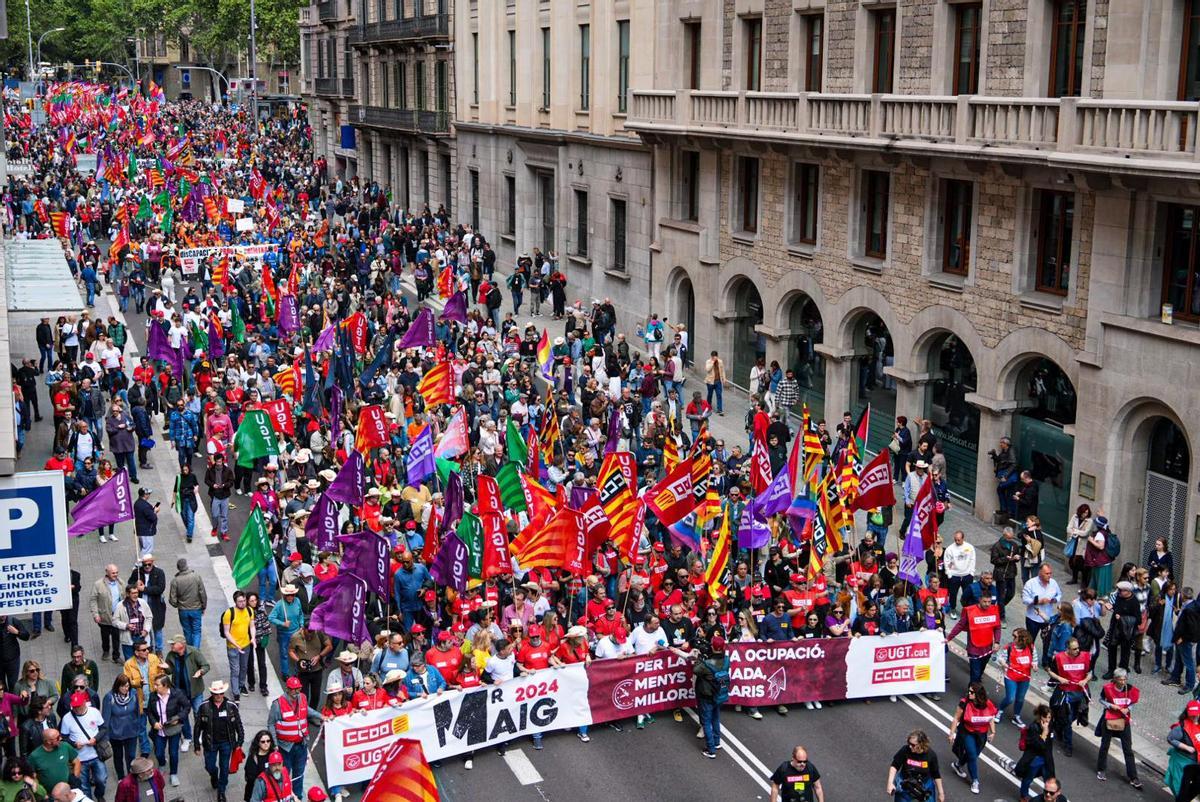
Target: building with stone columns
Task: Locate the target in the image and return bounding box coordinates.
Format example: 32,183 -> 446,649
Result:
626,0 -> 1200,583
452,0 -> 657,326
300,0 -> 360,178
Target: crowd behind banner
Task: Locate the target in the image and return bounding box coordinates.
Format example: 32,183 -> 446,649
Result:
3,80 -> 1192,802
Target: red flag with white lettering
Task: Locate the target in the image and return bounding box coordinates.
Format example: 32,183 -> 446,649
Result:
850,449 -> 896,512
645,458 -> 694,527
260,397 -> 294,436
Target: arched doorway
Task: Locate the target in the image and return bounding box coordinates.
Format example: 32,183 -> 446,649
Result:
675,275 -> 696,367
924,334 -> 980,500
1012,358 -> 1076,540
784,293 -> 825,420
1141,418 -> 1190,569
849,312 -> 894,454
730,279 -> 764,390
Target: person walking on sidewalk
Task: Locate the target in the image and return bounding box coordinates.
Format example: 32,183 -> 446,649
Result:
102,674 -> 143,780
128,556 -> 165,655
205,453 -> 234,541
168,559 -> 206,649
105,402 -> 138,485
1022,563 -> 1061,644
60,691 -> 107,802
267,586 -> 303,678
267,678 -> 322,800
113,756 -> 164,802
146,676 -> 187,787
196,680 -> 244,802
943,531 -> 975,619
132,491 -> 158,561
163,634 -> 209,753
989,528 -> 1022,624
704,352 -> 726,416
1094,668 -> 1143,789
220,593 -> 255,702
1166,588 -> 1200,695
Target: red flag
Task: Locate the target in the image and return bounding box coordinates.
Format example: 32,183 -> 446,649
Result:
480,512 -> 509,579
512,506 -> 579,569
355,405 -> 389,453
850,450 -> 896,512
362,738 -> 439,802
417,361 -> 453,408
750,435 -> 772,494
562,508 -> 589,576
475,475 -> 502,516
645,458 -> 695,527
597,452 -> 640,559
260,398 -> 294,436
580,494 -> 612,555
203,196 -> 220,224
421,507 -> 440,564
520,474 -> 559,534
344,311 -> 369,353
49,212 -> 69,238
908,475 -> 940,550
261,262 -> 278,303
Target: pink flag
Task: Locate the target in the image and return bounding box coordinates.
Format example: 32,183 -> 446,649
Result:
434,408 -> 468,459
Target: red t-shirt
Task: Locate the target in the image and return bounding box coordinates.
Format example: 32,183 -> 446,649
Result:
425,646 -> 463,685
1005,645 -> 1034,683
555,641 -> 589,664
517,642 -> 553,671
959,698 -> 998,734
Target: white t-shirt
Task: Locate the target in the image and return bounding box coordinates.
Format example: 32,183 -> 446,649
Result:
485,653 -> 516,682
631,625 -> 667,656
595,637 -> 633,660
61,706 -> 105,762
100,346 -> 122,370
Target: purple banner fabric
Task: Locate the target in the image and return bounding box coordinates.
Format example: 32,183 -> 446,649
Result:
441,292 -> 468,324
440,471 -> 464,538
207,316 -> 224,359
397,307 -> 435,350
737,513 -> 772,550
314,324 -> 336,352
329,385 -> 343,445
429,533 -> 469,592
752,469 -> 793,521
278,294 -> 299,334
336,531 -> 391,598
326,450 -> 366,506
146,319 -> 183,377
569,485 -> 597,512
68,469 -> 135,537
406,426 -> 435,486
309,574 -> 369,644
604,406 -> 621,456
305,493 -> 339,553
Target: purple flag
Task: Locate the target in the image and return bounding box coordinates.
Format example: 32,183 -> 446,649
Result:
68,469 -> 135,537
569,485 -> 597,512
314,324 -> 337,352
397,307 -> 435,350
278,294 -> 299,334
207,316 -> 224,359
786,496 -> 819,539
329,385 -> 344,445
737,512 -> 771,550
405,425 -> 435,486
441,291 -> 468,324
751,469 -> 793,521
604,405 -> 621,455
146,319 -> 183,378
326,450 -> 366,506
439,471 -> 464,538
309,574 -> 368,643
305,492 -> 339,552
429,532 -> 469,592
336,531 -> 390,597
898,520 -> 927,586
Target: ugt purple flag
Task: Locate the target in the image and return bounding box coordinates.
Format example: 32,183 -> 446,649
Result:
310,574 -> 368,644
305,493 -> 339,552
69,469 -> 135,537
406,425 -> 435,486
325,450 -> 366,506
278,294 -> 299,334
314,324 -> 337,352
439,471 -> 464,538
751,468 -> 793,521
604,405 -> 621,455
336,531 -> 390,597
441,291 -> 468,324
329,385 -> 344,444
737,512 -> 771,550
429,532 -> 469,591
146,319 -> 183,378
397,307 -> 435,350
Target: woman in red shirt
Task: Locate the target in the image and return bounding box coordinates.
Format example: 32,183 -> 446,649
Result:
540,611 -> 564,653
351,673 -> 398,712
948,682 -> 997,793
996,628 -> 1034,727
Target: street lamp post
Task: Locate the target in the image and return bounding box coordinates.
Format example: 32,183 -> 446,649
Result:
23,0 -> 34,81
35,27 -> 66,71
249,0 -> 259,121
92,61 -> 138,86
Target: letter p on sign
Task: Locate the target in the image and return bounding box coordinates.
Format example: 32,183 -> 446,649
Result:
0,498 -> 38,551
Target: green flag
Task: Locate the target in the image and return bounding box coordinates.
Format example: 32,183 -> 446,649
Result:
506,418 -> 528,467
434,456 -> 460,486
231,305 -> 246,343
159,206 -> 174,234
152,190 -> 170,207
135,196 -> 152,220
495,462 -> 527,512
177,177 -> 191,200
458,511 -> 483,579
231,508 -> 272,587
233,409 -> 279,468
126,155 -> 137,181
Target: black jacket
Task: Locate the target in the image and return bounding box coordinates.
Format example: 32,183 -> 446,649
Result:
134,498 -> 158,538
128,565 -> 167,629
0,617 -> 30,663
196,697 -> 245,749
1176,600 -> 1200,645
146,688 -> 191,731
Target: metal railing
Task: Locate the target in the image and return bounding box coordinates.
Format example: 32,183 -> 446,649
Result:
350,105 -> 451,134
348,12 -> 449,45
314,77 -> 339,96
317,1 -> 337,22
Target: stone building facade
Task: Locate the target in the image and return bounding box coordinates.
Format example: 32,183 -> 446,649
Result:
628,0 -> 1200,585
301,0 -> 360,178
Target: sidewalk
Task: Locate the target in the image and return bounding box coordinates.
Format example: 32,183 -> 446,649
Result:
14,284 -> 323,800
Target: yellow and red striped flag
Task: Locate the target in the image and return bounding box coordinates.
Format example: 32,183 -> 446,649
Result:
362,738 -> 439,802
273,367 -> 297,399
417,361 -> 453,408
49,212 -> 69,238
705,509 -> 732,599
598,451 -> 641,560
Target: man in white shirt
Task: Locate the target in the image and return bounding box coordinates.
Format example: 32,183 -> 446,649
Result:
1021,562 -> 1062,644
595,628 -> 633,660
943,530 -> 977,619
484,639 -> 517,683
630,615 -> 669,730
60,692 -> 107,801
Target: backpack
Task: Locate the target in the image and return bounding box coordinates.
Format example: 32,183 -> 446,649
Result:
1103,530 -> 1121,560
707,657 -> 731,704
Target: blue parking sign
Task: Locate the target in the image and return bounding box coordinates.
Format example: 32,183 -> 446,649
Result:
0,472 -> 69,615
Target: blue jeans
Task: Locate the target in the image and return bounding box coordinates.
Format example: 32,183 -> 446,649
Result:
1173,641 -> 1197,688
277,630 -> 296,677
181,693 -> 202,740
39,345 -> 54,373
204,740 -> 234,792
29,611 -> 53,634
968,653 -> 991,684
180,500 -> 196,539
228,645 -> 250,695
179,609 -> 203,648
79,757 -> 107,800
154,730 -> 181,774
997,678 -> 1029,720
137,714 -> 152,756
211,497 -> 229,536
282,744 -> 308,798
85,282 -> 97,306
698,697 -> 721,753
959,730 -> 984,782
706,382 -> 723,413
997,475 -> 1019,517
257,562 -> 278,602
115,450 -> 139,482
1019,755 -> 1046,798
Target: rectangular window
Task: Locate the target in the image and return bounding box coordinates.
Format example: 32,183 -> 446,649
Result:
575,189 -> 589,256
541,27 -> 552,109
1034,189 -> 1074,295
505,175 -> 516,235
399,62 -> 408,108
1163,204 -> 1200,319
738,156 -> 760,234
509,30 -> 517,106
540,173 -> 556,251
436,61 -> 447,112
612,199 -> 628,272
393,63 -> 402,107
472,32 -> 479,105
1049,0 -> 1086,97
685,21 -> 702,90
953,4 -> 981,94
400,147 -> 410,209
382,65 -> 390,108
872,9 -> 896,93
470,170 -> 480,232
791,163 -> 819,245
863,170 -> 890,259
804,15 -> 824,92
1181,0 -> 1200,100
580,24 -> 591,109
941,180 -> 973,275
744,17 -> 762,91
681,150 -> 700,222
617,20 -> 630,113
419,150 -> 430,203
440,154 -> 452,212
415,61 -> 427,110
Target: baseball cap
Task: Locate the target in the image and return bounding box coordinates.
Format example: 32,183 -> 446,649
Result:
70,691 -> 89,707
710,635 -> 727,653
288,551 -> 303,562
424,590 -> 436,602
1188,700 -> 1200,716
436,631 -> 453,643
614,628 -> 629,643
285,677 -> 302,690
410,623 -> 426,633
268,751 -> 284,765
528,624 -> 544,636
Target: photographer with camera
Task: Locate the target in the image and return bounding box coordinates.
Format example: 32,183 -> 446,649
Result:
886,730 -> 945,802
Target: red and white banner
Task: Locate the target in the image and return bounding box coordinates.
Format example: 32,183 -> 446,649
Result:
323,631 -> 944,784
178,243 -> 277,276
354,405 -> 389,453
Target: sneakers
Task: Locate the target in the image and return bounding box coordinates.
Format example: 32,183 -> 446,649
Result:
951,761 -> 968,780
993,712 -> 1004,723
777,705 -> 788,715
889,695 -> 898,702
805,701 -> 815,710
1096,771 -> 1107,782
673,709 -> 683,722
99,535 -> 108,544
749,709 -> 763,720
636,716 -> 645,730
464,759 -> 473,770
180,739 -> 191,753
1130,779 -> 1143,790
695,729 -> 705,739
949,611 -> 958,619
577,732 -> 590,743
702,750 -> 717,759
970,780 -> 979,794
813,701 -> 823,710
169,775 -> 179,788
1013,715 -> 1027,728
109,534 -> 118,541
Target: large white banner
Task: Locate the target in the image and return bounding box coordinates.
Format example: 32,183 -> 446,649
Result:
178,244 -> 277,276
0,472 -> 71,615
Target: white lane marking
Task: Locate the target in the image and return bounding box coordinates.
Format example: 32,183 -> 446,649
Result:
502,748 -> 544,786
683,709 -> 772,793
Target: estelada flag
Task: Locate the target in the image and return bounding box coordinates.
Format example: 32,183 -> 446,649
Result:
203,196 -> 220,224
355,404 -> 389,453
417,361 -> 453,408
645,458 -> 694,527
362,738 -> 439,802
750,434 -> 772,494
850,449 -> 895,512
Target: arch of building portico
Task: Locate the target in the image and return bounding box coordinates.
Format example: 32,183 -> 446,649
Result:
712,258 -> 768,390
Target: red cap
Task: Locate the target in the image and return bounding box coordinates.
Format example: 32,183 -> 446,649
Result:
453,622 -> 467,633
528,624 -> 544,636
790,573 -> 806,583
268,751 -> 285,765
424,590 -> 436,602
307,789 -> 329,802
710,635 -> 727,653
576,617 -> 590,627
70,691 -> 89,707
405,521 -> 417,530
410,623 -> 426,633
653,542 -> 665,552
288,552 -> 302,562
286,677 -> 302,690
635,556 -> 646,565
604,599 -> 616,609
614,628 -> 629,643
1189,700 -> 1200,716
436,631 -> 453,643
